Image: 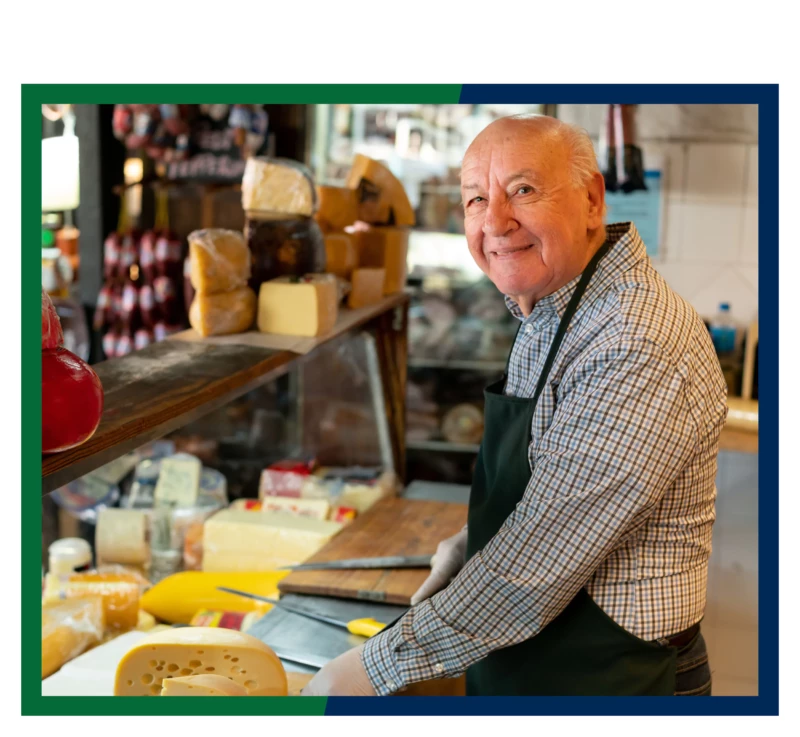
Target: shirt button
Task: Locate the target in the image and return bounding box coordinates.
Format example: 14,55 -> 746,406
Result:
386,680 -> 397,690
434,663 -> 444,673
524,324 -> 533,334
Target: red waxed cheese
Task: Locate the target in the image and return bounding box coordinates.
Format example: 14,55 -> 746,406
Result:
41,288 -> 64,351
42,348 -> 104,454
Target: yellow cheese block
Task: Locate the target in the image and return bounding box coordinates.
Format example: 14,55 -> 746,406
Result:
161,674 -> 248,696
114,627 -> 288,696
316,186 -> 360,231
242,157 -> 316,217
42,597 -> 105,679
348,268 -> 386,309
140,571 -> 288,625
345,154 -> 415,227
202,510 -> 344,572
257,275 -> 338,337
324,233 -> 359,279
189,286 -> 257,337
358,227 -> 410,295
188,229 -> 251,294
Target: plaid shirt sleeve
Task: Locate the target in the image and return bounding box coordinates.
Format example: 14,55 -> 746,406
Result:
361,338 -> 700,695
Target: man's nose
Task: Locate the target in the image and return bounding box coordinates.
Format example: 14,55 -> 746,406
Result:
482,200 -> 518,238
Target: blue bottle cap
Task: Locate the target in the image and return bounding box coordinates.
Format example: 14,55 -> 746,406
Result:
719,303 -> 730,311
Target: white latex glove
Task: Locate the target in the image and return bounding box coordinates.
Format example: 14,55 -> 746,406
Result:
300,643 -> 377,696
410,527 -> 468,605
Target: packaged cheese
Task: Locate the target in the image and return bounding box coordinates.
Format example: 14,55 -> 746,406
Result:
189,286 -> 257,337
348,268 -> 386,309
324,232 -> 359,279
60,570 -> 141,633
161,674 -> 248,696
189,609 -> 264,632
345,154 -> 415,226
42,597 -> 105,679
202,510 -> 344,572
95,508 -> 149,568
358,227 -> 410,295
188,229 -> 251,294
257,274 -> 338,337
242,157 -> 317,217
114,627 -> 288,696
316,185 -> 360,231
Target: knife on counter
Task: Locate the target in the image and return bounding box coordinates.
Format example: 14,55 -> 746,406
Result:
277,554 -> 433,572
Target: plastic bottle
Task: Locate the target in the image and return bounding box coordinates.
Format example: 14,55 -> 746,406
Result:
709,303 -> 737,357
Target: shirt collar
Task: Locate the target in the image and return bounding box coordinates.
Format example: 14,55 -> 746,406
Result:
504,222 -> 647,322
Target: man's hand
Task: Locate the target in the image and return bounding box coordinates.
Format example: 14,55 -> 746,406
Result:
300,644 -> 377,696
410,528 -> 468,605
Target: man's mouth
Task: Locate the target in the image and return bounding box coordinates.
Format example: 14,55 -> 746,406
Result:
490,244 -> 533,259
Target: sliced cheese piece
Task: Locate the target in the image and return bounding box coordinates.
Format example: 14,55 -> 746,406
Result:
202,510 -> 344,572
358,227 -> 409,295
188,229 -> 251,294
189,286 -> 257,337
242,157 -> 317,217
42,597 -> 105,679
257,275 -> 338,337
324,233 -> 359,279
345,154 -> 415,226
316,186 -> 359,231
260,496 -> 331,520
161,674 -> 248,696
348,268 -> 386,309
96,508 -> 148,567
114,626 -> 287,696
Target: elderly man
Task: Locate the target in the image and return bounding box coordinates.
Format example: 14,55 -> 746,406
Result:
303,114 -> 728,697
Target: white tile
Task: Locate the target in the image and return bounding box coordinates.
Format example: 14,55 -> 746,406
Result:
556,104 -> 605,138
685,144 -> 748,201
641,142 -> 686,195
681,265 -> 759,323
652,263 -> 722,304
659,197 -> 686,262
744,145 -> 758,205
680,200 -> 746,264
736,265 -> 759,295
639,105 -> 758,144
740,203 -> 758,266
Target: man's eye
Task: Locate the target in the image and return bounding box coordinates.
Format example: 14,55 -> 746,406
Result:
517,186 -> 533,195
472,196 -> 485,204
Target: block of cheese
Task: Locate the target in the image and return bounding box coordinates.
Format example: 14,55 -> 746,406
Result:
114,627 -> 288,696
242,157 -> 317,217
257,274 -> 338,337
324,232 -> 359,279
348,268 -> 386,309
316,185 -> 359,232
42,597 -> 105,679
95,508 -> 148,567
189,286 -> 257,337
60,571 -> 141,633
358,227 -> 410,295
345,154 -> 415,227
337,484 -> 386,514
188,229 -> 251,294
261,495 -> 331,520
202,509 -> 344,572
161,674 -> 248,696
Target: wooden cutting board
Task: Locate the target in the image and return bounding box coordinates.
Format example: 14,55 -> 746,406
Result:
278,497 -> 468,605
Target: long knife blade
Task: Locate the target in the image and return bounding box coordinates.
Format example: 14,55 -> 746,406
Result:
278,554 -> 434,572
216,586 -> 350,630
270,648 -> 328,670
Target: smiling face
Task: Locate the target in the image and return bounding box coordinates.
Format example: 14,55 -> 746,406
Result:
461,117 -> 606,315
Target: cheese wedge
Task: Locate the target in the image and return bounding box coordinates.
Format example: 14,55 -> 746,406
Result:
161,674 -> 248,696
345,154 -> 415,226
242,157 -> 316,217
257,275 -> 338,337
316,186 -> 359,231
358,227 -> 409,295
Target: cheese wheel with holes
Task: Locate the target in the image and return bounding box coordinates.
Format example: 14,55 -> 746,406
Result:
161,674 -> 248,696
348,268 -> 386,309
114,627 -> 288,696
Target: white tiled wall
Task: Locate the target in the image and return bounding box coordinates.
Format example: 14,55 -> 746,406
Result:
559,105 -> 759,326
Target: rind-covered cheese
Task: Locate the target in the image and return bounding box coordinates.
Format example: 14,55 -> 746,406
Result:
324,232 -> 359,279
316,186 -> 359,231
348,268 -> 386,309
257,275 -> 338,338
188,229 -> 251,294
42,597 -> 105,679
114,626 -> 287,696
345,154 -> 415,226
202,509 -> 344,572
59,571 -> 141,633
96,508 -> 148,567
242,157 -> 317,217
358,227 -> 409,295
161,674 -> 248,696
189,286 -> 257,337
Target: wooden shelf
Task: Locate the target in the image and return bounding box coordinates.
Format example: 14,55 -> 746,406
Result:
42,294 -> 409,496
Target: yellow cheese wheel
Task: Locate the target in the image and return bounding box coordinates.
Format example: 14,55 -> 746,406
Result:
358,227 -> 410,295
114,627 -> 288,696
348,268 -> 386,309
257,275 -> 338,338
242,157 -> 316,217
324,233 -> 359,279
189,286 -> 257,337
345,154 -> 415,227
161,674 -> 248,696
188,229 -> 251,294
316,186 -> 359,231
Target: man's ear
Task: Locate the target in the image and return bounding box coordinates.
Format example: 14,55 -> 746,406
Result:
586,171 -> 606,229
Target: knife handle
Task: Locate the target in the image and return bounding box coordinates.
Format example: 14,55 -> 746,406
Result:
346,618 -> 386,638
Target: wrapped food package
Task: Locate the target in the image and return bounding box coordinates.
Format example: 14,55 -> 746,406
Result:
52,570 -> 142,633
345,154 -> 416,226
315,185 -> 359,232
358,227 -> 410,295
42,596 -> 105,679
241,157 -> 317,217
189,286 -> 257,337
244,215 -> 326,292
348,268 -> 386,309
188,228 -> 251,294
257,275 -> 338,337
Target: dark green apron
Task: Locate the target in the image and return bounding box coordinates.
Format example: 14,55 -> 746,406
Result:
465,241 -> 677,696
